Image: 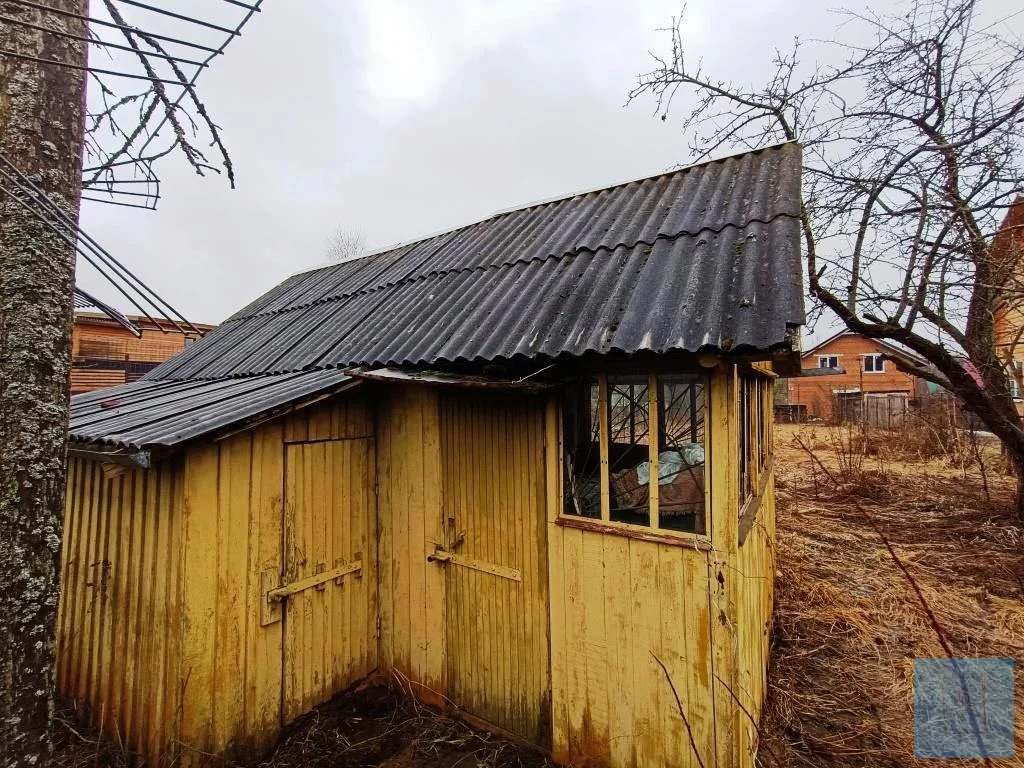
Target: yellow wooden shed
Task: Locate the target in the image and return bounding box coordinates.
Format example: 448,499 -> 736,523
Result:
59,143 -> 804,767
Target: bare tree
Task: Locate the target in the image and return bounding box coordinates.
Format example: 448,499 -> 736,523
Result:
0,2 -> 261,763
326,228 -> 365,263
631,0 -> 1024,517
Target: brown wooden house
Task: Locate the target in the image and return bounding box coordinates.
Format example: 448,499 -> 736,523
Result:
59,144 -> 804,768
787,331 -> 928,425
72,311 -> 213,394
993,197 -> 1024,415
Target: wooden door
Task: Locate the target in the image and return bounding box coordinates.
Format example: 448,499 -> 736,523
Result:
864,392 -> 909,428
280,438 -> 377,723
438,394 -> 551,746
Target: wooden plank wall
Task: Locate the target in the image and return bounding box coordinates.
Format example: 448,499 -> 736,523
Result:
735,474 -> 775,765
735,379 -> 777,765
57,457 -> 186,762
548,365 -> 775,768
376,384 -> 447,700
60,375 -> 777,767
178,393 -> 375,763
58,392 -> 378,765
439,392 -> 550,745
281,434 -> 377,722
546,386 -> 721,768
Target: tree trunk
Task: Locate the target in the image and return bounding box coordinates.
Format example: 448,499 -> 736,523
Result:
0,3 -> 88,765
1009,449 -> 1024,522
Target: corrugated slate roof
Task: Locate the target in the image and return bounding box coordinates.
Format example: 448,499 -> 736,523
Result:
149,143 -> 804,381
69,368 -> 355,450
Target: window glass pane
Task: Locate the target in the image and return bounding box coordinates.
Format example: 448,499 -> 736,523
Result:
739,376 -> 760,509
562,380 -> 601,517
607,376 -> 651,526
657,376 -> 707,534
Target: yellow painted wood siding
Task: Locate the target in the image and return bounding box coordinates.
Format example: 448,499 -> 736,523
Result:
58,457 -> 185,763
709,366 -> 741,768
376,384 -> 447,700
61,393 -> 378,765
548,377 -> 720,768
550,528 -> 715,767
177,394 -> 375,763
548,366 -> 775,768
281,436 -> 377,722
736,474 -> 775,764
440,392 -> 551,745
735,379 -> 776,765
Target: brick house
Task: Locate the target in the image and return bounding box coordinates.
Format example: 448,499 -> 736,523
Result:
72,311 -> 213,394
786,331 -> 929,424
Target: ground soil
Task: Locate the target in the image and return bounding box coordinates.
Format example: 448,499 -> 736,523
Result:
54,681 -> 554,767
52,422 -> 1024,767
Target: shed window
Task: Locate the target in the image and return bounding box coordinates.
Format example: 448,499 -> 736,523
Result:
818,355 -> 838,369
863,354 -> 885,373
1010,361 -> 1023,400
739,374 -> 771,510
563,373 -> 707,535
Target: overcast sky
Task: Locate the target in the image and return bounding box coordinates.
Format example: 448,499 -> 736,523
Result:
75,0 -> 1018,340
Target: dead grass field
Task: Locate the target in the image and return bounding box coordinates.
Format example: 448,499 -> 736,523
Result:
54,422 -> 1023,766
760,424 -> 1024,767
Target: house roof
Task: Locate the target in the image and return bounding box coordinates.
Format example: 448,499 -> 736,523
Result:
68,369 -> 356,454
801,330 -> 927,366
147,143 -> 804,381
69,143 -> 805,454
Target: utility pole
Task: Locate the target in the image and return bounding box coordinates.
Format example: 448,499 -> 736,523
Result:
0,2 -> 89,764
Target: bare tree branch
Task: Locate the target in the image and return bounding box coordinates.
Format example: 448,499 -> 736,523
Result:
632,0 -> 1024,517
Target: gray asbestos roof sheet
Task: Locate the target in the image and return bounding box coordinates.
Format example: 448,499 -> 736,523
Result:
149,143 -> 805,381
69,368 -> 354,450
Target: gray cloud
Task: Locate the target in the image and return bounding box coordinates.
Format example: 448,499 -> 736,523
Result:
76,0 -> 1020,334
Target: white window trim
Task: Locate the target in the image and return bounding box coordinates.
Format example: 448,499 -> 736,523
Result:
1009,360 -> 1023,400
817,355 -> 840,368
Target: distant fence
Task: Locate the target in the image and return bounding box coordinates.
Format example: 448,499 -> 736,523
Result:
777,387 -> 982,432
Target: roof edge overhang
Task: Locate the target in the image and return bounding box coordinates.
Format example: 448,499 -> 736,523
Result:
68,376 -> 364,460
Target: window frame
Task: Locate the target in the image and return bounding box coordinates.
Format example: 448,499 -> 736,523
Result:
560,371 -> 711,544
738,373 -> 772,509
818,355 -> 839,369
1010,360 -> 1023,400
737,369 -> 776,544
863,353 -> 885,373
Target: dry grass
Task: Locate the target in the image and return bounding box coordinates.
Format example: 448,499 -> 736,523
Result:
760,424 -> 1024,767
51,710 -> 134,767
